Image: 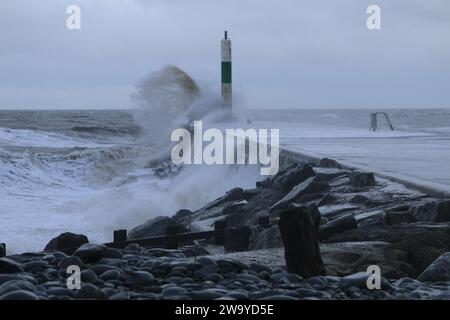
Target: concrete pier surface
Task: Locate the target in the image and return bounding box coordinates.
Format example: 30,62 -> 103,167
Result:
215,113 -> 450,197
280,134 -> 450,198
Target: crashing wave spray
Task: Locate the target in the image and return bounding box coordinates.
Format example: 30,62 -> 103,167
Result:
131,65 -> 230,151
131,65 -> 200,148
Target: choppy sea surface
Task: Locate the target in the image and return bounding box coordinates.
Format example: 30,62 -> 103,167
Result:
1,108 -> 449,252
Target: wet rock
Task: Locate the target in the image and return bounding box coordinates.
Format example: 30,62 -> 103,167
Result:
226,188 -> 245,201
0,274 -> 35,285
356,210 -> 386,229
227,290 -> 249,300
270,177 -> 330,212
436,201 -> 450,222
0,290 -> 39,300
47,287 -> 74,297
100,270 -> 122,281
318,193 -> 338,207
350,171 -> 375,188
350,195 -> 369,204
44,232 -> 89,252
0,280 -> 36,296
103,248 -> 122,259
109,292 -> 131,300
315,169 -> 349,183
195,264 -> 220,278
197,256 -> 216,265
73,244 -> 107,263
216,259 -> 250,272
270,272 -> 303,284
384,207 -> 411,225
24,261 -> 48,273
125,271 -> 155,286
409,246 -> 443,273
189,289 -> 225,300
409,200 -> 450,223
318,158 -> 342,169
243,188 -> 259,201
58,256 -> 84,269
172,209 -> 194,221
319,204 -> 359,218
338,271 -> 390,290
273,164 -> 316,191
250,262 -> 273,274
236,274 -> 261,284
81,270 -> 98,283
0,257 -> 24,273
203,188 -> 244,210
222,200 -> 248,216
74,284 -> 105,299
162,286 -> 187,297
417,252 -> 450,283
319,214 -> 357,241
260,295 -> 299,300
224,226 -> 253,252
204,273 -> 223,282
89,264 -> 120,275
128,216 -> 189,240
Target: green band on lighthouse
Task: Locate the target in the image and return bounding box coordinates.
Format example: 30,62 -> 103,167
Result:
221,62 -> 232,84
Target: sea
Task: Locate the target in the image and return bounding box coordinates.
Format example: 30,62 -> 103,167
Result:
1,108 -> 450,253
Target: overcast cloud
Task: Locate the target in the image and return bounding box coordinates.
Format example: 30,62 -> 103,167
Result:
0,0 -> 449,109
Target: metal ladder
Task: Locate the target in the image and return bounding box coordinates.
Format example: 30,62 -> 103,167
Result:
371,112 -> 394,131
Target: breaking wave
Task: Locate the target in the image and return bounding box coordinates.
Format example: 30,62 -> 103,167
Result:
0,65 -> 261,253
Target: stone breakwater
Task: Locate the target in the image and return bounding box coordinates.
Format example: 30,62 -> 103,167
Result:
0,244 -> 449,300
1,155 -> 450,300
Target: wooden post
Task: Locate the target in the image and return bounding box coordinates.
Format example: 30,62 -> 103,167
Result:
113,230 -> 127,243
278,206 -> 326,278
258,215 -> 270,227
166,226 -> 179,249
0,243 -> 5,257
214,220 -> 227,245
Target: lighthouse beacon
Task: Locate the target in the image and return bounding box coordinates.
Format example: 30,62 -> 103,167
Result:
221,31 -> 232,116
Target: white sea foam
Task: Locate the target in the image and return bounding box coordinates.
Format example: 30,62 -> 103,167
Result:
0,127 -> 104,148
0,66 -> 260,253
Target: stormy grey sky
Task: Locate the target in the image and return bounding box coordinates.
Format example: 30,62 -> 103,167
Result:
0,0 -> 449,109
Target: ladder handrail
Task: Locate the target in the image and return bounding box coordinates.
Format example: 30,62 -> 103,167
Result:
371,112 -> 394,131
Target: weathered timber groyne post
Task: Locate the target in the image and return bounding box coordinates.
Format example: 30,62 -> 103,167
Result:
278,206 -> 326,278
113,230 -> 127,243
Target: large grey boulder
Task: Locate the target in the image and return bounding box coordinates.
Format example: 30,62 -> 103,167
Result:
318,157 -> 342,168
417,252 -> 450,283
128,216 -> 189,240
319,214 -> 357,241
73,244 -> 108,263
273,164 -> 315,191
350,170 -> 375,188
270,177 -> 330,212
0,258 -> 24,273
409,200 -> 450,223
44,232 -> 89,252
